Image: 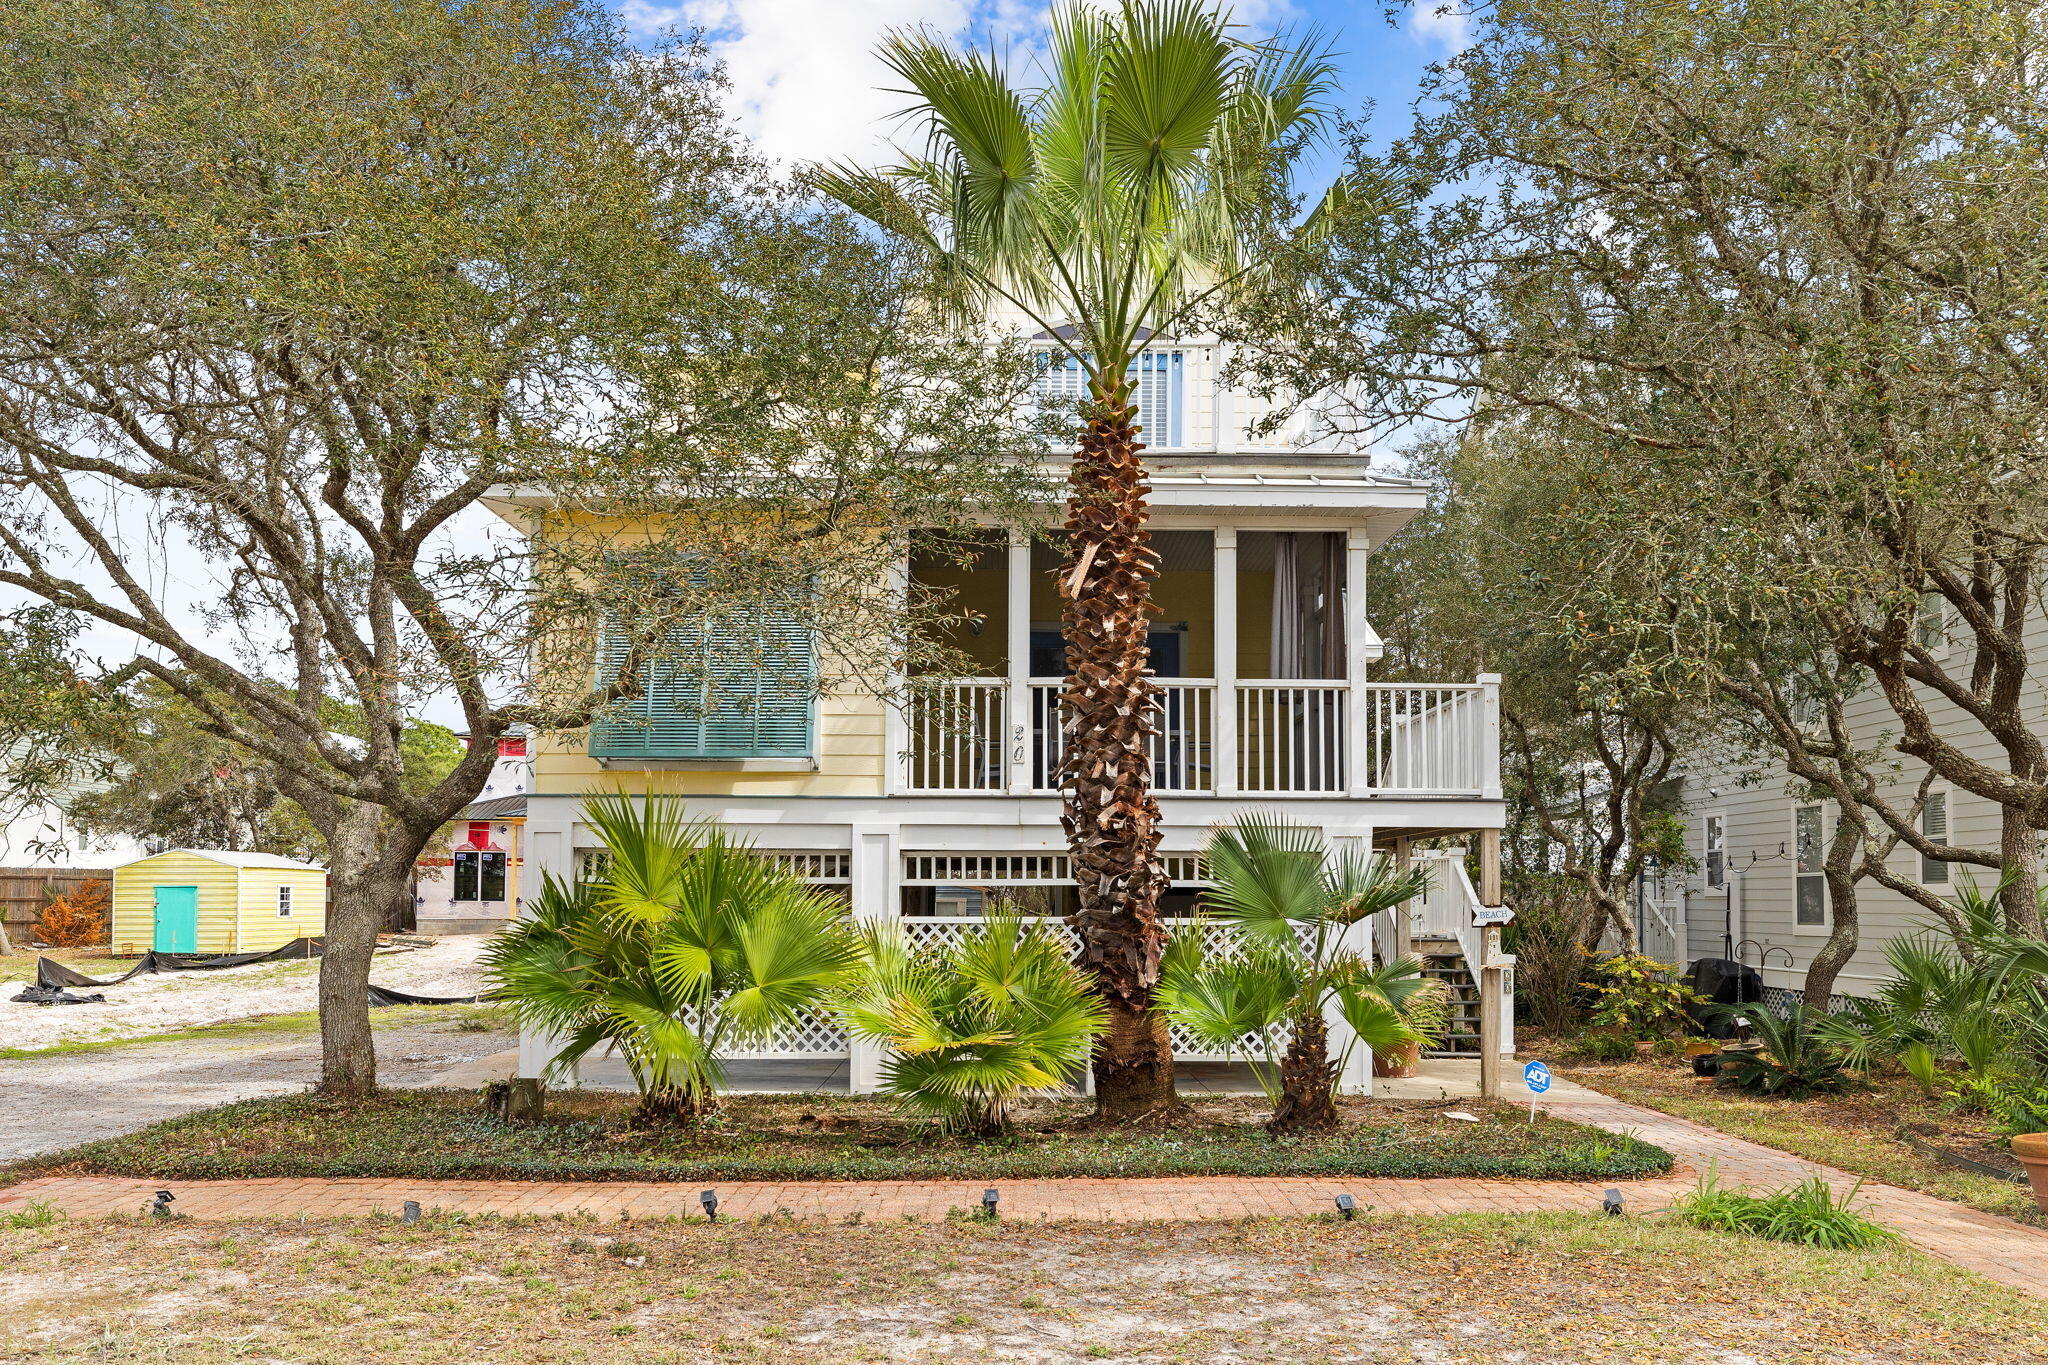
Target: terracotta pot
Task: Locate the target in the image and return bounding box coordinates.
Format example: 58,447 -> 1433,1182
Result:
1373,1041 -> 1423,1079
2013,1132 -> 2048,1214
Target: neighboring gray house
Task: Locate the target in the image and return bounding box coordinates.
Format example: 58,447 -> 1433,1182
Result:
1646,602 -> 2038,1001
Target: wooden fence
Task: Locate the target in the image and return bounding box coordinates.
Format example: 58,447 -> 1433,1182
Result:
1,867 -> 113,943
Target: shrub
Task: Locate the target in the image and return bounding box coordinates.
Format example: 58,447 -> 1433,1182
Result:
1671,1174 -> 1894,1249
838,914 -> 1105,1136
32,879 -> 110,947
1586,952 -> 1703,1040
1713,1004 -> 1857,1098
1505,887 -> 1599,1034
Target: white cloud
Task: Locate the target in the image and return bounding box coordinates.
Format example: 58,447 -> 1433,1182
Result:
1406,0 -> 1471,54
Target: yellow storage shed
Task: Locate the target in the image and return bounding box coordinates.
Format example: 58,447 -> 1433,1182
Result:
111,850 -> 328,956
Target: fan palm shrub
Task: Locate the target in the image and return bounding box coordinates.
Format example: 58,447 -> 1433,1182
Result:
1157,814 -> 1432,1133
814,1 -> 1405,1120
838,914 -> 1107,1136
1713,1003 -> 1858,1099
482,796 -> 858,1126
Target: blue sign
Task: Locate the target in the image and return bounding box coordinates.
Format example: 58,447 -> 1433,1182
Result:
1524,1060 -> 1553,1094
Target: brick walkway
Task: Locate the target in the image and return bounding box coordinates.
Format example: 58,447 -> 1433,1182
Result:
6,1087 -> 2046,1297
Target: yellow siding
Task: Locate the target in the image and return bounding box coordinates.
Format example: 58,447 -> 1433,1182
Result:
537,690 -> 889,798
110,853 -> 243,956
234,866 -> 329,950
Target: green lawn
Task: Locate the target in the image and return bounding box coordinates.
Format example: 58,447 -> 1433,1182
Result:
11,1088 -> 1672,1185
1,1210 -> 2037,1363
1560,1053 -> 2046,1226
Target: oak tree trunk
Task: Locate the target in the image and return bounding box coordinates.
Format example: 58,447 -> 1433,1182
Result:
316,808 -> 437,1098
1269,1011 -> 1340,1134
1060,392 -> 1180,1122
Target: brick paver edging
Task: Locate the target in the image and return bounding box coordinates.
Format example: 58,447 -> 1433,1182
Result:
5,1089 -> 2045,1299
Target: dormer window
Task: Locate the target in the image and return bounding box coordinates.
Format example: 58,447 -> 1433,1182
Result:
1034,348 -> 1185,448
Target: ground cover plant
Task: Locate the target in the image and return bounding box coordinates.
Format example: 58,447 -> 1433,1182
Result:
2,1209 -> 2041,1363
1555,1049 -> 2045,1226
1672,1174 -> 1896,1249
9,1089 -> 1672,1186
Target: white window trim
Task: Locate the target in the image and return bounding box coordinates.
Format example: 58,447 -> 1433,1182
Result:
1792,803 -> 1831,935
1915,592 -> 1952,660
1702,811 -> 1728,891
1918,785 -> 1953,887
277,885 -> 294,918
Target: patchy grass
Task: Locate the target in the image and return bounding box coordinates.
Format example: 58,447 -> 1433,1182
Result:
1560,1051 -> 2047,1226
12,1088 -> 1673,1185
0,1003 -> 511,1061
0,1210 -> 2038,1362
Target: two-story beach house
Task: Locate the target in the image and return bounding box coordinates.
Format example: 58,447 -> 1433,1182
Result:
495,326 -> 1511,1092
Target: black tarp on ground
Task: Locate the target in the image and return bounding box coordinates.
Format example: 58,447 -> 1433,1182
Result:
1686,957 -> 1764,1038
365,984 -> 498,1007
35,937 -> 325,989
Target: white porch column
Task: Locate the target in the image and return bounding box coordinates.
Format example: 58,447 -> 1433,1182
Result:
883,550 -> 911,795
1327,831 -> 1376,1095
1345,528 -> 1379,798
1477,671 -> 1504,801
847,822 -> 901,1094
1213,527 -> 1238,798
1006,529 -> 1034,794
516,811 -> 579,1084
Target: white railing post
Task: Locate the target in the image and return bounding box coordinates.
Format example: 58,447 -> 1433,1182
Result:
1329,832 -> 1376,1095
1005,530 -> 1032,794
1213,527 -> 1238,798
1346,529 -> 1374,797
1477,671 -> 1504,801
882,551 -> 911,795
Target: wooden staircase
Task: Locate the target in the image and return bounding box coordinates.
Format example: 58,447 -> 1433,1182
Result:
1414,937 -> 1484,1057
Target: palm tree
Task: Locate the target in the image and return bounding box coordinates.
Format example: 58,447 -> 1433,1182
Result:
1159,814 -> 1432,1131
482,796 -> 858,1125
839,913 -> 1108,1135
814,0 -> 1390,1120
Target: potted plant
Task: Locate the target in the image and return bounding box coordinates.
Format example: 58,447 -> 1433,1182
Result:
1587,952 -> 1705,1057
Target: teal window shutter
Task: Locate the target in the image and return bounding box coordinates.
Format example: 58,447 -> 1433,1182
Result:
591,597 -> 815,759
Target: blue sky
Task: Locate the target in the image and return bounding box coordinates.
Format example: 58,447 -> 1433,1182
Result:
611,2 -> 1470,177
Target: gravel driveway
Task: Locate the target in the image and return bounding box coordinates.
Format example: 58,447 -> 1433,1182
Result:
0,1014 -> 517,1162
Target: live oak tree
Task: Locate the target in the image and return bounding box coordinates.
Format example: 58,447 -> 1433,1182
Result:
1237,0 -> 2048,941
0,0 -> 1042,1095
812,0 -> 1390,1119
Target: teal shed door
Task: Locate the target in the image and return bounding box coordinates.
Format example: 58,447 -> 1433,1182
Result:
152,885 -> 200,954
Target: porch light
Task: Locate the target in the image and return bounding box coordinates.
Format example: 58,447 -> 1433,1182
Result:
402,1200 -> 421,1224
1603,1189 -> 1624,1217
1334,1194 -> 1357,1221
982,1188 -> 1000,1219
699,1189 -> 720,1223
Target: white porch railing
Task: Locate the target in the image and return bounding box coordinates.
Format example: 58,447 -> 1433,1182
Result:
904,677 -> 1497,798
1407,851 -> 1515,1055
904,679 -> 1005,794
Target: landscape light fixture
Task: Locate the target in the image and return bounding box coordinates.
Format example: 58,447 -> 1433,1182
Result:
1334,1195 -> 1358,1221
982,1189 -> 1000,1219
151,1190 -> 175,1218
402,1200 -> 421,1225
1603,1189 -> 1625,1217
699,1189 -> 720,1223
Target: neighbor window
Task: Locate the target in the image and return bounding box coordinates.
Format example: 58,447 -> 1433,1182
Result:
1915,593 -> 1947,652
1794,805 -> 1827,926
277,885 -> 293,917
454,849 -> 508,902
1920,792 -> 1951,885
1704,814 -> 1726,889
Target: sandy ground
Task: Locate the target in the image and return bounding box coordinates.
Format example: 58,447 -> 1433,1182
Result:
1,935 -> 493,1051
0,1014 -> 518,1161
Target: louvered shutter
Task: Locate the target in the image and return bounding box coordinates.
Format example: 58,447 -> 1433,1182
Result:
591,595 -> 815,759
1035,349 -> 1183,447
1920,793 -> 1950,884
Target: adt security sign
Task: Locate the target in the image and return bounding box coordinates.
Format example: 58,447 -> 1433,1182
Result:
1523,1061 -> 1552,1121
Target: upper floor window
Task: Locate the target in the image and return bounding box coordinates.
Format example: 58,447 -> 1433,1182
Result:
1035,349 -> 1185,448
1915,592 -> 1948,653
591,597 -> 816,760
1703,813 -> 1726,889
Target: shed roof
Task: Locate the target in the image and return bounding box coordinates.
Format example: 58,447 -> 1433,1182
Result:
463,795 -> 528,821
122,849 -> 326,872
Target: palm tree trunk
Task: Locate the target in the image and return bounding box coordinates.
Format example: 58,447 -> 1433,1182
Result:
633,1084 -> 705,1128
1268,1010 -> 1340,1134
1061,389 -> 1179,1122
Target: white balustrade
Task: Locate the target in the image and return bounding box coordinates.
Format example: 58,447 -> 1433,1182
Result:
1361,683 -> 1489,795
1236,681 -> 1348,793
903,679 -> 1005,793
